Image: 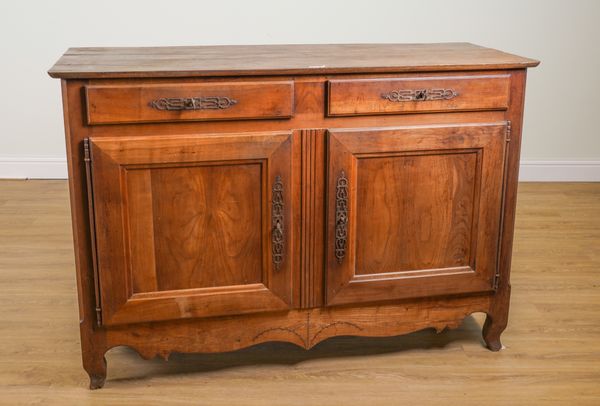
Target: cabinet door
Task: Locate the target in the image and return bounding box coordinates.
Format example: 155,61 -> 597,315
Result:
87,131 -> 294,325
326,123 -> 507,305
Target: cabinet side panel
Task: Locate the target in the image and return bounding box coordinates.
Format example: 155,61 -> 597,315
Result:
499,70 -> 527,289
481,69 -> 529,349
61,80 -> 110,377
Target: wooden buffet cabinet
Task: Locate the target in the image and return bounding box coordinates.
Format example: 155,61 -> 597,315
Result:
48,43 -> 539,388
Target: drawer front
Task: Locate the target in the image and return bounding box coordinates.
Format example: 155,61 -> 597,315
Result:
327,75 -> 510,116
86,81 -> 294,125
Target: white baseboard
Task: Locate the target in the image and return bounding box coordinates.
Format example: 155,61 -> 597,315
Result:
519,160 -> 600,182
0,158 -> 599,182
0,157 -> 68,179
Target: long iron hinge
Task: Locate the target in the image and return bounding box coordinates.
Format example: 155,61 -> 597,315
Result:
83,139 -> 102,326
493,121 -> 512,292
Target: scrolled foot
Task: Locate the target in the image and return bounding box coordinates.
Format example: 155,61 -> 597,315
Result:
83,352 -> 107,390
89,372 -> 107,390
482,313 -> 506,352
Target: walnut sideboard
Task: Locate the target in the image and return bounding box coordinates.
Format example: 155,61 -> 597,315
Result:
48,43 -> 539,388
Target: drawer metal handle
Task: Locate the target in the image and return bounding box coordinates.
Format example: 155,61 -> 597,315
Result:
335,171 -> 349,263
272,175 -> 285,271
149,96 -> 238,111
381,88 -> 458,102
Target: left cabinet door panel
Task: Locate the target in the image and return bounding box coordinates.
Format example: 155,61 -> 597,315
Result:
87,131 -> 294,325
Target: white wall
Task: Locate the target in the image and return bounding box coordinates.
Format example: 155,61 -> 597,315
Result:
1,0 -> 599,180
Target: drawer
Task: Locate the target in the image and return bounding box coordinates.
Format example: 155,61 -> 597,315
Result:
327,74 -> 510,116
85,81 -> 294,125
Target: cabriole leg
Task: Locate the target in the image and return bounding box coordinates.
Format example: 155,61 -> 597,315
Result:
482,312 -> 507,351
483,285 -> 511,351
83,349 -> 107,389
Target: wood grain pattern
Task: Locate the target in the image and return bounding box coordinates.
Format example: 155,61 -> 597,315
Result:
86,81 -> 294,124
150,164 -> 263,291
300,129 -> 326,308
103,296 -> 494,357
483,70 -> 527,352
56,74 -> 522,387
2,181 -> 600,404
125,170 -> 157,294
48,43 -> 539,79
327,74 -> 510,116
325,124 -> 506,305
88,131 -> 295,325
355,151 -> 477,274
49,44 -> 538,388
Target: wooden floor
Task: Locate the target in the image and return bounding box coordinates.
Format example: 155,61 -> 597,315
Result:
0,181 -> 599,405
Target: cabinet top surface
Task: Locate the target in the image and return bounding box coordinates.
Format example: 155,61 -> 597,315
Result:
48,43 -> 539,79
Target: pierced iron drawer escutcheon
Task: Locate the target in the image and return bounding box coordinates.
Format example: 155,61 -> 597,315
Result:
150,96 -> 238,111
381,88 -> 459,102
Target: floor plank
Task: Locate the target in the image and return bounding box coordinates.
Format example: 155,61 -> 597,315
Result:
0,180 -> 598,405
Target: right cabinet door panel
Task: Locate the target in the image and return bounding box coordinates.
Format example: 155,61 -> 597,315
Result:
326,123 -> 508,306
